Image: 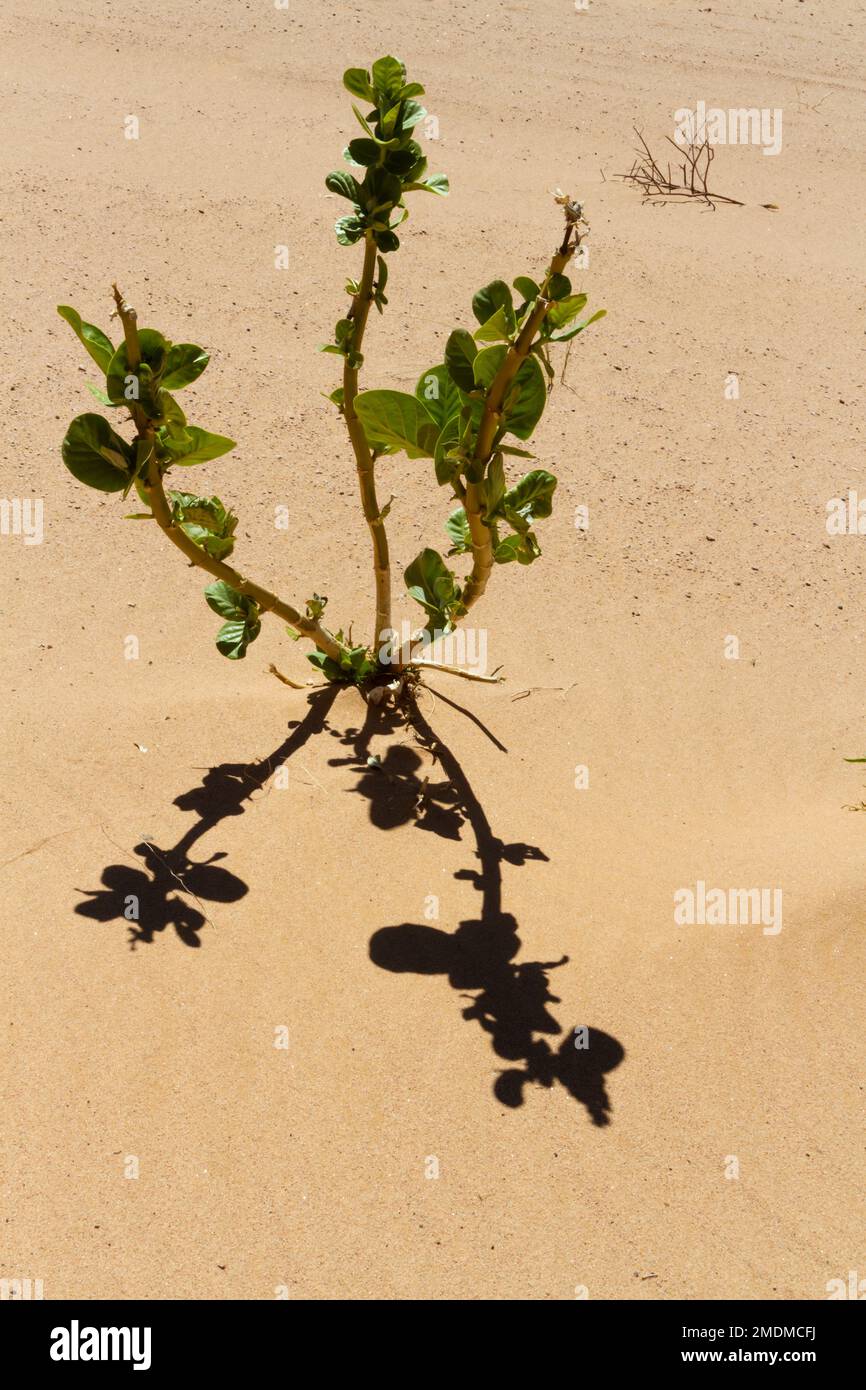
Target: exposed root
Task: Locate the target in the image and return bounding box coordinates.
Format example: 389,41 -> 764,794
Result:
267,663 -> 308,690
408,661 -> 504,684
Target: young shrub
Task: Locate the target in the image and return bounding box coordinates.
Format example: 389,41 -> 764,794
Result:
57,56 -> 604,698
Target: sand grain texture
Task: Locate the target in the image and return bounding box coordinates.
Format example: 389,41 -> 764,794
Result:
1,0 -> 864,1300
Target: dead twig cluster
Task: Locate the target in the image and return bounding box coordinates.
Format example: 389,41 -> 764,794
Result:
619,128 -> 744,209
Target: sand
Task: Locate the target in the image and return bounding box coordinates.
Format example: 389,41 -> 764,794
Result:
1,0 -> 864,1300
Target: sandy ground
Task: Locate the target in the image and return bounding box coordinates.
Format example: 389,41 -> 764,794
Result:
1,0 -> 865,1300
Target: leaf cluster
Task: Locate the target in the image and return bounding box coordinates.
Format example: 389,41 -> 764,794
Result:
327,55 -> 448,255
350,272 -> 604,631
57,304 -> 260,662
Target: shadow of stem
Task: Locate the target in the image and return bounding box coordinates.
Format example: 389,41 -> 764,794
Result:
331,692 -> 625,1122
76,687 -> 340,948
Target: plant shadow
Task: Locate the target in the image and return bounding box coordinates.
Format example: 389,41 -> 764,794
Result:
328,690 -> 625,1123
74,684 -> 624,1121
75,687 -> 340,949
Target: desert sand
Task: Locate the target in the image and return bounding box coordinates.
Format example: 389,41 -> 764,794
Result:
1,0 -> 864,1300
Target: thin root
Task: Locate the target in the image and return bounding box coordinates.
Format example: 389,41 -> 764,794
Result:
409,661 -> 504,684
267,663 -> 310,690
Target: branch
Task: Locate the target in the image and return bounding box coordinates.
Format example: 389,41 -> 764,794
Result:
142,467 -> 343,659
112,286 -> 345,665
461,207 -> 580,613
342,232 -> 392,655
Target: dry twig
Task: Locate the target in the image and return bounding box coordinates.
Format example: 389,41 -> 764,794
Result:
619,129 -> 744,209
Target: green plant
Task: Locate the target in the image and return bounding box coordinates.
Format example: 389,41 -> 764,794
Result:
57,56 -> 604,698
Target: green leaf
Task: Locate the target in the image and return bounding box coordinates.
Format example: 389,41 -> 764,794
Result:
157,390 -> 187,431
473,347 -> 547,439
335,213 -> 365,245
132,329 -> 168,362
363,166 -> 403,213
548,273 -> 572,301
307,650 -> 348,683
343,68 -> 375,102
161,425 -> 236,466
445,506 -> 472,555
343,645 -> 377,681
131,435 -> 155,491
351,104 -> 400,147
354,390 -> 440,459
346,138 -> 379,167
398,82 -> 425,100
494,531 -> 541,565
550,307 -> 607,342
308,639 -> 376,684
485,453 -> 506,517
380,101 -> 402,138
434,415 -> 463,487
517,534 -> 541,564
162,343 -> 209,390
374,254 -> 389,310
398,99 -> 427,132
547,293 -> 588,330
404,548 -> 463,633
404,173 -> 449,195
533,341 -> 554,386
117,362 -> 161,415
415,364 -> 463,429
473,344 -> 506,390
494,533 -> 520,563
57,305 -> 115,373
444,328 -> 477,392
472,280 -> 513,327
169,492 -> 237,560
375,229 -> 400,254
204,580 -> 247,620
351,104 -> 376,138
85,382 -> 116,406
474,305 -> 515,343
305,593 -> 328,620
105,331 -> 168,413
513,276 -> 540,301
204,581 -> 260,659
61,413 -> 134,492
371,56 -> 407,104
501,356 -> 546,439
498,469 -> 557,532
404,152 -> 427,182
215,616 -> 261,659
326,169 -> 363,203
384,146 -> 420,175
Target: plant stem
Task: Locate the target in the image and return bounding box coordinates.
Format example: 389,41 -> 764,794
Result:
112,286 -> 344,665
112,284 -> 149,436
343,232 -> 391,658
461,230 -> 577,613
143,466 -> 343,659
